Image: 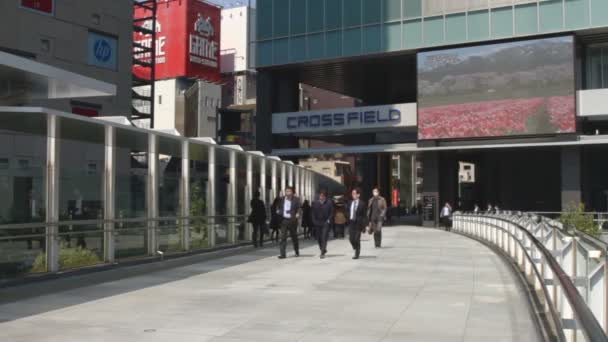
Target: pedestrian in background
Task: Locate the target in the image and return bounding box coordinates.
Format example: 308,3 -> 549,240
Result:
277,186 -> 301,259
333,199 -> 347,239
347,188 -> 367,260
301,200 -> 313,239
367,187 -> 387,248
248,191 -> 267,248
312,190 -> 334,259
440,202 -> 452,231
269,197 -> 281,243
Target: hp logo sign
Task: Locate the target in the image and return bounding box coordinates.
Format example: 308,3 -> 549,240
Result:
94,39 -> 112,63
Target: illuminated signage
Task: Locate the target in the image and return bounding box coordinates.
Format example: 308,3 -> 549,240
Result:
272,103 -> 417,134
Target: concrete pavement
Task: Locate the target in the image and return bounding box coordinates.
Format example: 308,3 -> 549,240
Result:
0,226 -> 541,342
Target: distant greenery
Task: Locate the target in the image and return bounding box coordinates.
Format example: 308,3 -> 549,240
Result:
559,202 -> 601,238
31,243 -> 102,273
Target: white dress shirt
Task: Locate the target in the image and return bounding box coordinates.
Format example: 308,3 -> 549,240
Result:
283,198 -> 292,218
350,200 -> 358,220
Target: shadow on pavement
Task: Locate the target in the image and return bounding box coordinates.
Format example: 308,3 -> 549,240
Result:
0,239 -> 321,322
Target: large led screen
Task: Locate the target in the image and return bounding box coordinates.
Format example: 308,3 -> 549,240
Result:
417,36 -> 576,140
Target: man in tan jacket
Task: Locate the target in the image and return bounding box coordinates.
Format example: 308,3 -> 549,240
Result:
367,187 -> 387,248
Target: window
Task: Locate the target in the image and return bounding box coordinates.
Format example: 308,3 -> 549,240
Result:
0,158 -> 8,169
18,159 -> 30,169
158,95 -> 162,104
586,45 -> 608,89
87,162 -> 98,175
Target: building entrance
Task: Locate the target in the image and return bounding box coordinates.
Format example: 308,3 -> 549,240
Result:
438,148 -> 562,212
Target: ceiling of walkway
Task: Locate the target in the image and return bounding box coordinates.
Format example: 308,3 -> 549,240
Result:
265,52 -> 418,106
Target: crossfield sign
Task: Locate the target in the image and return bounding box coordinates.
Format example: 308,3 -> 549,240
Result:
272,103 -> 417,134
20,0 -> 54,15
133,0 -> 221,82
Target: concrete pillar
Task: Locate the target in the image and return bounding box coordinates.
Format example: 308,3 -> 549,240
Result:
103,125 -> 116,263
181,140 -> 190,251
561,146 -> 582,210
207,146 -> 216,247
147,133 -> 159,255
421,152 -> 440,227
45,114 -> 60,272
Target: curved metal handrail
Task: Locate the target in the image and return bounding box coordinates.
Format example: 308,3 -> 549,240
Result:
455,214 -> 608,342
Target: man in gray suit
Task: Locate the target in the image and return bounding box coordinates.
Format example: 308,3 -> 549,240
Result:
277,186 -> 302,259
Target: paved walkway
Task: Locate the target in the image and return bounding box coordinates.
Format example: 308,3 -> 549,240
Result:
0,226 -> 541,342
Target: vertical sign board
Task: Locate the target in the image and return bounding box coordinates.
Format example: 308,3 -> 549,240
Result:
87,32 -> 118,71
133,0 -> 221,82
20,0 -> 54,15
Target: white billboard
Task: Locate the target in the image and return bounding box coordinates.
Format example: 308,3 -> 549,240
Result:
272,103 -> 417,134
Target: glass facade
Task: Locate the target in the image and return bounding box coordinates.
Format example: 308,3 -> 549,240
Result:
586,44 -> 608,89
0,110 -> 342,280
256,0 -> 608,67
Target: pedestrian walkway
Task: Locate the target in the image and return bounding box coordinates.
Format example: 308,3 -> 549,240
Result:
0,226 -> 541,342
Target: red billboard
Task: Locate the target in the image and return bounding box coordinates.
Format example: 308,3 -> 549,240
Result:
20,0 -> 54,14
134,0 -> 221,82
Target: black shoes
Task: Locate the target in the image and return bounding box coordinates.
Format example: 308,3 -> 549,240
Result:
352,255 -> 359,260
320,254 -> 325,259
278,255 -> 286,259
353,249 -> 360,259
295,252 -> 300,257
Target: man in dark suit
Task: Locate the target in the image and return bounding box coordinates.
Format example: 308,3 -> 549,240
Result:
347,187 -> 367,259
312,189 -> 334,259
277,186 -> 302,259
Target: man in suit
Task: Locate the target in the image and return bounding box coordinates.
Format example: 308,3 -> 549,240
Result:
277,186 -> 302,259
367,186 -> 387,248
312,189 -> 334,259
347,187 -> 367,260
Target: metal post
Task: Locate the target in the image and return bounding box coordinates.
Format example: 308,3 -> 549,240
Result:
45,114 -> 60,273
260,159 -> 267,204
103,125 -> 116,263
181,140 -> 190,251
281,163 -> 286,193
271,160 -> 277,201
228,150 -> 237,243
289,165 -> 294,188
147,133 -> 158,255
246,154 -> 253,241
207,146 -> 216,247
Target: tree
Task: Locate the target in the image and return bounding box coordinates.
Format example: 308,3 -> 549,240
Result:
559,202 -> 601,238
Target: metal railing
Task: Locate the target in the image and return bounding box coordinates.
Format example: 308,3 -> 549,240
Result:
0,215 -> 250,281
453,212 -> 608,342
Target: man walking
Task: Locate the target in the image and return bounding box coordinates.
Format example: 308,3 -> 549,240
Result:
312,190 -> 334,259
277,186 -> 301,259
248,191 -> 266,248
367,187 -> 387,248
347,188 -> 367,260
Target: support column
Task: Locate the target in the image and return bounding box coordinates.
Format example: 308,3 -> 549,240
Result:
421,152 -> 440,228
103,125 -> 116,263
181,140 -> 190,251
260,159 -> 267,204
45,114 -> 60,273
561,146 -> 582,210
271,161 -> 278,201
207,146 -> 216,247
147,133 -> 159,255
246,154 -> 253,241
281,163 -> 286,194
288,165 -> 294,188
228,150 -> 237,243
